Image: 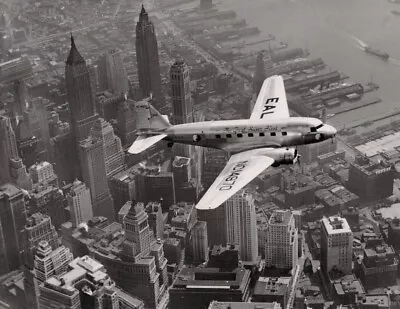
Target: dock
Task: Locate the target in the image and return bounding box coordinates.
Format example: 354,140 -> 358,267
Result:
333,97 -> 382,116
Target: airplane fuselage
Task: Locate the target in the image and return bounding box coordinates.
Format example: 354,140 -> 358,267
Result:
152,116 -> 333,153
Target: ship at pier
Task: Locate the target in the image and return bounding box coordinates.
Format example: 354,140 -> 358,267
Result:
363,46 -> 389,61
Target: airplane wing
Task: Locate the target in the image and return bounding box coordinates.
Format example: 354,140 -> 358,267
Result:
128,134 -> 167,154
250,75 -> 290,121
195,149 -> 275,210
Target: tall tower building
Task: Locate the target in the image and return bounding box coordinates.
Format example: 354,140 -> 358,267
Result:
22,213 -> 58,269
13,79 -> 28,115
116,98 -> 137,146
170,59 -> 193,125
0,184 -> 27,273
0,115 -> 19,185
225,190 -> 258,262
265,210 -> 298,271
78,130 -> 114,222
170,59 -> 193,157
253,52 -> 266,95
25,241 -> 74,309
67,179 -> 93,228
136,5 -> 162,100
90,118 -> 125,177
191,221 -> 208,264
198,206 -> 227,247
65,35 -> 98,143
321,216 -> 353,275
99,49 -> 129,95
122,201 -> 153,258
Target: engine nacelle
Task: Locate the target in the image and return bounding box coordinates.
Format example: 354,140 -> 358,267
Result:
271,147 -> 299,167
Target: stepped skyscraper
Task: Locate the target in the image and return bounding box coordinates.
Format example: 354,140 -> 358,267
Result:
65,35 -> 98,143
135,5 -> 162,100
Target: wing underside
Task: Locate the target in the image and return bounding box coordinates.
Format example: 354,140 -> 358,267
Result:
250,75 -> 290,121
195,149 -> 275,210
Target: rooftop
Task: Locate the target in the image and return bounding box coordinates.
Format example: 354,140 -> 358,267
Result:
322,216 -> 352,235
358,294 -> 389,307
208,301 -> 281,309
173,267 -> 249,288
253,277 -> 291,296
269,210 -> 292,226
0,183 -> 22,198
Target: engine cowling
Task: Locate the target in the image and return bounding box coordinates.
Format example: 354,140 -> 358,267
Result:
271,147 -> 299,167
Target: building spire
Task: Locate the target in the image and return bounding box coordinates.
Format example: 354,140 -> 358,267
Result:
66,34 -> 85,65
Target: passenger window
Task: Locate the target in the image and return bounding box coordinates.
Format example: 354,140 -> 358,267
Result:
311,127 -> 317,133
259,132 -> 265,137
282,132 -> 287,136
216,134 -> 221,139
248,133 -> 254,137
237,133 -> 243,138
270,132 -> 276,136
226,134 -> 232,138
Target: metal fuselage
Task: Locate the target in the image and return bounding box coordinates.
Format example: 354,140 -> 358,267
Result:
154,116 -> 335,154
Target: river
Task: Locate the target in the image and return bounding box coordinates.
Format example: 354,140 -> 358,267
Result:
218,0 -> 400,128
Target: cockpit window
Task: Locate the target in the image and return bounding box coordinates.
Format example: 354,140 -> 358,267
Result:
311,124 -> 324,132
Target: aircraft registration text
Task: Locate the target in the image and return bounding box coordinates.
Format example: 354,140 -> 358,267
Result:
219,161 -> 248,191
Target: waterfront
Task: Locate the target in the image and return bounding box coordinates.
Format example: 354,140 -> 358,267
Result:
218,0 -> 400,128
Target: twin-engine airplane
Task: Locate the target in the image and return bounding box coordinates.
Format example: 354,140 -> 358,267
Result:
129,75 -> 337,210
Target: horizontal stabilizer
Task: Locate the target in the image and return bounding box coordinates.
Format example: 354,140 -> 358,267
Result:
128,134 -> 167,154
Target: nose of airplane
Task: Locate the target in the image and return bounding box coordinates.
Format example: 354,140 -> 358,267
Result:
324,124 -> 337,137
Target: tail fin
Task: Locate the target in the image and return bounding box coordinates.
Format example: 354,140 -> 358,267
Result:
129,100 -> 171,154
134,100 -> 171,132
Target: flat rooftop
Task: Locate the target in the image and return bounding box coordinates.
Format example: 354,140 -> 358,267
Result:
269,210 -> 292,226
322,216 -> 352,234
356,131 -> 400,158
173,267 -> 249,288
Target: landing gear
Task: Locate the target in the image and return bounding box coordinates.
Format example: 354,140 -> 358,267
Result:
167,142 -> 174,148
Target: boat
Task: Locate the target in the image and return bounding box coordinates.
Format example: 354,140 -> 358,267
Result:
364,46 -> 389,60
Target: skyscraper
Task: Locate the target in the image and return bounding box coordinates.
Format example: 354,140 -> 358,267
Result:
116,98 -> 137,146
170,59 -> 193,125
90,118 -> 125,177
0,184 -> 27,273
265,210 -> 298,271
225,190 -> 258,262
22,213 -> 58,269
67,179 -> 93,228
65,35 -> 98,143
13,79 -> 28,115
197,206 -> 227,247
0,115 -> 19,185
25,241 -> 74,309
170,59 -> 193,157
136,5 -> 162,100
253,52 -> 266,95
321,216 -> 353,275
98,49 -> 129,95
191,221 -> 208,264
78,128 -> 114,222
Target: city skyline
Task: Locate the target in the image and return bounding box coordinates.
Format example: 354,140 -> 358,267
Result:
0,0 -> 399,308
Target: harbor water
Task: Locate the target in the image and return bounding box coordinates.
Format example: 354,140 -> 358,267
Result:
218,0 -> 400,128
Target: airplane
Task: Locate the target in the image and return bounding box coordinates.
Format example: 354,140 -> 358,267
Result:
128,75 -> 337,210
